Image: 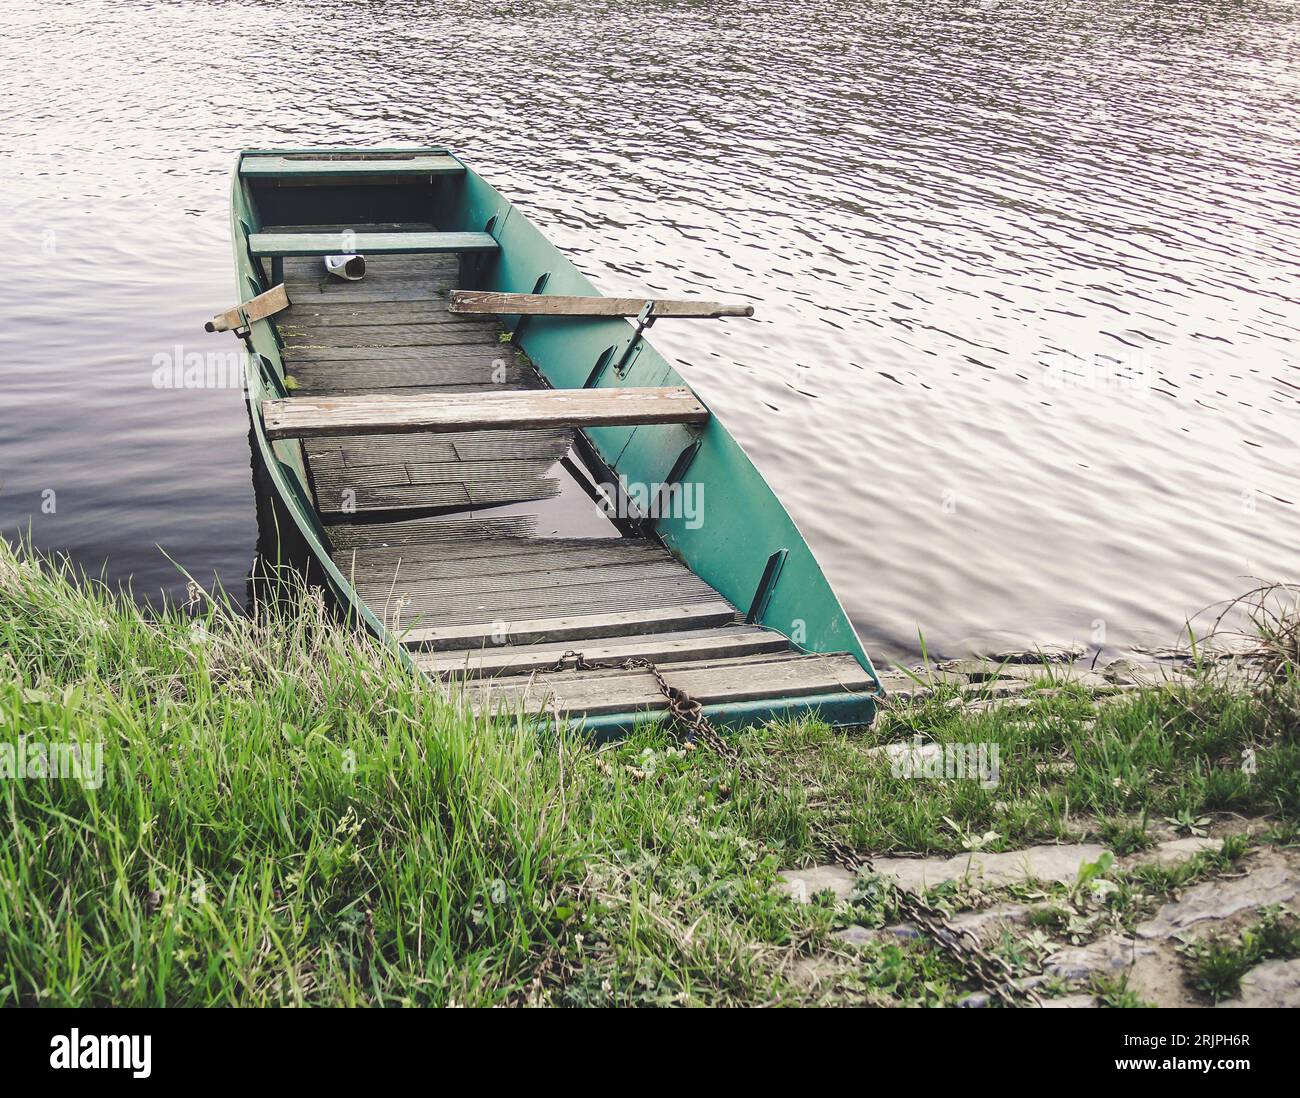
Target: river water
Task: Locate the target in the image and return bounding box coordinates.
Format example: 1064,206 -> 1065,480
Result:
1,0 -> 1297,662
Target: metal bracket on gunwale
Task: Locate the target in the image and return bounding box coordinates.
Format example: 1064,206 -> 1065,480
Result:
746,548 -> 789,625
510,272 -> 551,342
651,438 -> 703,527
613,301 -> 657,378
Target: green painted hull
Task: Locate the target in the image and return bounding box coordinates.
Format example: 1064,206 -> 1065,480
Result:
229,147 -> 880,731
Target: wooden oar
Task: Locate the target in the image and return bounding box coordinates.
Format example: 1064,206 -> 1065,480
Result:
449,291 -> 754,319
205,284 -> 291,333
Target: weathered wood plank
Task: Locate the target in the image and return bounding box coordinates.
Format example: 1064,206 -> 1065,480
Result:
284,304 -> 488,328
335,543 -> 634,579
241,155 -> 463,178
282,263 -> 455,284
280,286 -> 450,305
251,231 -> 497,257
471,653 -> 873,716
281,345 -> 528,366
331,533 -> 639,564
289,362 -> 540,394
497,646 -> 813,683
450,290 -> 755,319
206,284 -> 290,332
318,479 -> 559,514
327,515 -> 540,550
333,543 -> 667,583
380,585 -> 729,633
312,461 -> 414,490
446,430 -> 572,462
262,222 -> 439,234
283,252 -> 457,276
398,602 -> 740,649
421,628 -> 791,678
381,570 -> 719,613
313,456 -> 562,513
263,387 -> 709,440
312,452 -> 555,484
279,323 -> 505,348
307,429 -> 570,469
315,466 -> 560,496
309,436 -> 457,466
404,457 -> 561,483
356,559 -> 698,603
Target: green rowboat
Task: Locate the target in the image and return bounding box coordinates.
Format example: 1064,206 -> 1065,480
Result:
221,147 -> 881,733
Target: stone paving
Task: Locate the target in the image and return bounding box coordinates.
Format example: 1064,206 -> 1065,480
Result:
777,648 -> 1293,1006
779,840 -> 1198,904
1219,958 -> 1300,1008
871,648 -> 1245,706
779,838 -> 1300,1007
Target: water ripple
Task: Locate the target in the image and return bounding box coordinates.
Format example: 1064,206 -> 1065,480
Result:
1,0 -> 1297,658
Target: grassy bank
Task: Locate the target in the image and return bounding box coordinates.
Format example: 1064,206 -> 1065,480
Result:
1,543 -> 1297,1006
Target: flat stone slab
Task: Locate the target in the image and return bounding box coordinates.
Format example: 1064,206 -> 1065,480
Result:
871,844 -> 1110,893
935,659 -> 1017,679
1136,864 -> 1300,939
955,990 -> 994,1008
979,645 -> 1086,664
1041,993 -> 1098,1008
1218,959 -> 1300,1008
865,740 -> 945,765
956,975 -> 1048,1008
834,903 -> 1030,950
877,649 -> 1211,707
784,834 -> 1236,907
1132,836 -> 1223,868
1045,934 -> 1161,981
778,864 -> 858,904
781,845 -> 1110,902
946,902 -> 1031,938
1100,658 -> 1157,685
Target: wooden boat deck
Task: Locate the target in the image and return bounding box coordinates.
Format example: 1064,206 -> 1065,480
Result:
278,248 -> 571,516
268,244 -> 876,726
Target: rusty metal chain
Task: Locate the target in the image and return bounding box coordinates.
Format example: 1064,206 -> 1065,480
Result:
820,838 -> 1042,1008
536,650 -> 739,759
537,650 -> 1038,1007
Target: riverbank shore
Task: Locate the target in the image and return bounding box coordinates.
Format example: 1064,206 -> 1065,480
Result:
1,542 -> 1296,1006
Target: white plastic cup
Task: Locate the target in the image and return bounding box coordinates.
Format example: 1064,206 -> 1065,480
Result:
324,254 -> 366,281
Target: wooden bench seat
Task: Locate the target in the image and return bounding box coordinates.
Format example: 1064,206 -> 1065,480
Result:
241,155 -> 463,179
263,386 -> 709,440
417,626 -> 793,678
470,651 -> 874,717
396,603 -> 741,650
248,231 -> 498,257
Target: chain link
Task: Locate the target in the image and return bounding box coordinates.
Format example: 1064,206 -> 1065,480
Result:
820,838 -> 1042,1008
536,649 -> 1038,1007
536,649 -> 738,759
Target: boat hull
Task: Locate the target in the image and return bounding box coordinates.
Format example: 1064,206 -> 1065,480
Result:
228,147 -> 880,731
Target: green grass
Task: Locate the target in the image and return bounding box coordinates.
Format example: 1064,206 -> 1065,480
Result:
0,541 -> 1296,1006
1184,908 -> 1300,1002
